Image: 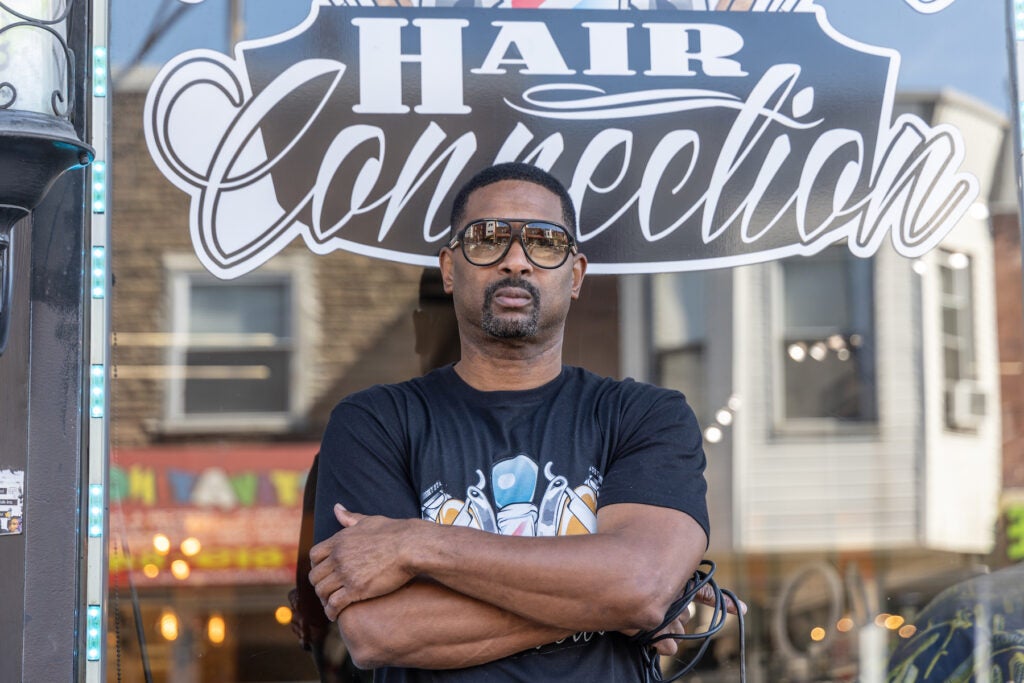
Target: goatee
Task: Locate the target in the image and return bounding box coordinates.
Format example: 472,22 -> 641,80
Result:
482,278 -> 541,339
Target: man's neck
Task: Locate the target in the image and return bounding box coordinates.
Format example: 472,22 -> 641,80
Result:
453,338 -> 564,392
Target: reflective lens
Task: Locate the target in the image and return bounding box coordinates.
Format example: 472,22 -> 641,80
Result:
453,220 -> 575,269
463,220 -> 512,265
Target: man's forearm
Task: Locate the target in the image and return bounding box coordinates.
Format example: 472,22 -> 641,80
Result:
338,579 -> 571,670
403,504 -> 707,634
312,502 -> 707,635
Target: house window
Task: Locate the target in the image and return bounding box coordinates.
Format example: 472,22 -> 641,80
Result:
778,249 -> 877,424
939,251 -> 983,430
652,272 -> 706,421
166,269 -> 296,427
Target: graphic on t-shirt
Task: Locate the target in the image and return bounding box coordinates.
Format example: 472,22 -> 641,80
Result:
420,454 -> 601,537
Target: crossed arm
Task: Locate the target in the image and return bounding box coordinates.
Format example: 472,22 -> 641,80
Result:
309,501 -> 709,670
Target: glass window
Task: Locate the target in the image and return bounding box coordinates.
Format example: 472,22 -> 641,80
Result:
95,3 -> 1018,683
653,272 -> 707,421
167,269 -> 295,426
778,249 -> 877,424
939,250 -> 985,431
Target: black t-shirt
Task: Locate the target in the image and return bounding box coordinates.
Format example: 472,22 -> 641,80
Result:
314,365 -> 709,682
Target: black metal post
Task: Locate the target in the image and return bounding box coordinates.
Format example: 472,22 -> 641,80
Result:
0,0 -> 92,680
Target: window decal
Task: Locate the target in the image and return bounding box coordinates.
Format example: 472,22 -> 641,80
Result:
144,2 -> 977,278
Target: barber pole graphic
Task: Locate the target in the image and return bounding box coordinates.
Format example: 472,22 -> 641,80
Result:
420,457 -> 601,536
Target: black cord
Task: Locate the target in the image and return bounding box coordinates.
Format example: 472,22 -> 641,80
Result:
630,560 -> 746,682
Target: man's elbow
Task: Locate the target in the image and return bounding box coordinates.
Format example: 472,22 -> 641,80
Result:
337,607 -> 391,670
614,576 -> 681,632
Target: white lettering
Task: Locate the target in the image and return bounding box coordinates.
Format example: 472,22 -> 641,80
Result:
472,21 -> 575,76
352,17 -> 470,115
191,468 -> 237,510
643,23 -> 748,77
494,122 -> 566,170
582,22 -> 635,76
145,21 -> 977,279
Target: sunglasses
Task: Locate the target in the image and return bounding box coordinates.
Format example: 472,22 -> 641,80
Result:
448,219 -> 578,269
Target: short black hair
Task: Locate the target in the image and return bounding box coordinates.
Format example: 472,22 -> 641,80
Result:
449,163 -> 577,237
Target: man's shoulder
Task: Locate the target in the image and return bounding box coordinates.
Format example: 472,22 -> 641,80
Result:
332,365 -> 457,414
563,365 -> 686,402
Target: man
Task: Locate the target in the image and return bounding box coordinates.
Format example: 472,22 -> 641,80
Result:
310,162 -> 713,681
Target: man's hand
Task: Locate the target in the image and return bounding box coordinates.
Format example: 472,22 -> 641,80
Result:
309,504 -> 418,620
693,582 -> 747,618
650,612 -> 690,657
636,585 -> 748,657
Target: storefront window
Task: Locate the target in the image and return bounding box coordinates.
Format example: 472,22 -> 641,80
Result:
100,1 -> 1023,681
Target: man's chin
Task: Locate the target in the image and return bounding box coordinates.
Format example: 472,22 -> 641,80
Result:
482,312 -> 539,339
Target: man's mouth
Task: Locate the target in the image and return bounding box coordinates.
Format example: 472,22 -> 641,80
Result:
492,287 -> 533,309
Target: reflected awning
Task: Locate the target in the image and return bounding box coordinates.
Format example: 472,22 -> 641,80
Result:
109,443 -> 318,587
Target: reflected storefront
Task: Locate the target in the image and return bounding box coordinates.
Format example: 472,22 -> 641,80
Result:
2,0 -> 1019,681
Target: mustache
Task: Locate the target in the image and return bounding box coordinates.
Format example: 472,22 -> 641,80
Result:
483,277 -> 541,305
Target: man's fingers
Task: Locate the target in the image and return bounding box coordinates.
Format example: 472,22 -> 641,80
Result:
694,583 -> 716,607
727,595 -> 747,616
310,572 -> 342,605
652,616 -> 685,656
653,637 -> 679,657
325,587 -> 354,621
309,535 -> 334,566
308,553 -> 334,585
334,503 -> 365,526
693,583 -> 747,615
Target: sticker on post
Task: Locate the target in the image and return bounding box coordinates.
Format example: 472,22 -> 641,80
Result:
0,469 -> 25,535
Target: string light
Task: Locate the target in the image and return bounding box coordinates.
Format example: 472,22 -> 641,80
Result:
884,615 -> 905,630
274,606 -> 293,625
170,560 -> 191,580
898,624 -> 917,639
180,537 -> 202,556
208,615 -> 226,644
152,534 -> 171,555
160,610 -> 179,641
704,425 -> 723,444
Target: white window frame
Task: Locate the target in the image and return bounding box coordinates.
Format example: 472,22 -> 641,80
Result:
770,250 -> 879,436
938,249 -> 981,432
160,253 -> 316,434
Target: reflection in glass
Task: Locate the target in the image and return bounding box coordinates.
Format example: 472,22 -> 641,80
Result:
779,249 -> 877,423
653,272 -> 707,421
939,249 -> 983,431
171,272 -> 293,419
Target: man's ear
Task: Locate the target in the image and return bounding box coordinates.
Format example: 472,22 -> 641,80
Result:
439,249 -> 455,295
570,253 -> 587,300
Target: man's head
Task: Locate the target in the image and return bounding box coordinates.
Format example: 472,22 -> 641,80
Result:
440,164 -> 586,345
449,163 -> 577,239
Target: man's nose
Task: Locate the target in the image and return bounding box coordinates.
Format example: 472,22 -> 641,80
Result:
499,238 -> 533,275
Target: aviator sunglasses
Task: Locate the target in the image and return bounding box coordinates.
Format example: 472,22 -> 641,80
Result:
448,219 -> 578,269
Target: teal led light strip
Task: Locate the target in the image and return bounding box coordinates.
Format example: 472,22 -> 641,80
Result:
91,161 -> 106,214
87,2 -> 110,681
86,605 -> 102,661
91,246 -> 106,299
89,365 -> 105,419
88,484 -> 103,538
93,47 -> 107,98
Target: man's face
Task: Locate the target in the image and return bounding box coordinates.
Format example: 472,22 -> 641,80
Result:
440,180 -> 586,343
